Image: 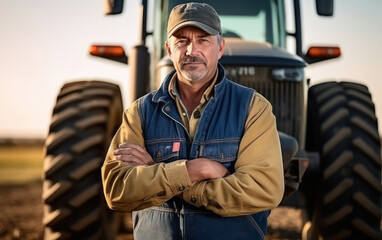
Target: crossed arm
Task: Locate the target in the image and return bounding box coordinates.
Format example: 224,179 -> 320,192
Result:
102,95 -> 284,216
114,142 -> 229,182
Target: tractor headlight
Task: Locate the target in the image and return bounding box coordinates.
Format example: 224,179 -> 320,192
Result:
272,67 -> 304,82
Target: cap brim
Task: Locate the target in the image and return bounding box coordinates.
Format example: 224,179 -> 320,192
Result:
168,21 -> 220,37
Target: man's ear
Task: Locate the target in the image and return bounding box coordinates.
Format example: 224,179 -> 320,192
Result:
165,40 -> 172,56
218,38 -> 225,59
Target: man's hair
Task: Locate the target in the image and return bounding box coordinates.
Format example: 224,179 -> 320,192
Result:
217,34 -> 224,44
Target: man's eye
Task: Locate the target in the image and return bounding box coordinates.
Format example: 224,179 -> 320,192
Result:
176,40 -> 188,46
199,39 -> 210,45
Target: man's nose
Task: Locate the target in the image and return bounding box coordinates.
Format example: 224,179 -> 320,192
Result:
186,41 -> 200,56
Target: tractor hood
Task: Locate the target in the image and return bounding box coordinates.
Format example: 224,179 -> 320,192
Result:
221,38 -> 307,68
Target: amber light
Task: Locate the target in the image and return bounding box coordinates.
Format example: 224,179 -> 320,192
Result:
89,45 -> 125,57
307,46 -> 341,58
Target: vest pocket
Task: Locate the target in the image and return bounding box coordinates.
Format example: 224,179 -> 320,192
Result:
145,140 -> 181,163
200,139 -> 240,172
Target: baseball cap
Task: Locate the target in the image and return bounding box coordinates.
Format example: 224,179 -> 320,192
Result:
167,2 -> 222,37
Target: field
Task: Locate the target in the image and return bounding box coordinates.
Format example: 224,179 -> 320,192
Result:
0,140 -> 302,240
0,140 -> 44,184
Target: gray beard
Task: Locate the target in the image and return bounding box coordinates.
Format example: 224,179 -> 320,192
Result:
179,68 -> 207,82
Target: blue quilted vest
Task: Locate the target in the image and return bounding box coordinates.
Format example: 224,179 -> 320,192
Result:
134,64 -> 269,240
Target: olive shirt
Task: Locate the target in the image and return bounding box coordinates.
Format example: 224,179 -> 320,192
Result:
101,71 -> 284,217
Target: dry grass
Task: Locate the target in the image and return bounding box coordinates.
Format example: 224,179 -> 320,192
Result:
0,141 -> 44,185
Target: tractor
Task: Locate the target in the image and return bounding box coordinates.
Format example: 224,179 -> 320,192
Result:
42,0 -> 381,239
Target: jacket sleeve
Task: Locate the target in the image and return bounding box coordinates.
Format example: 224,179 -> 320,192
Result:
101,100 -> 193,212
183,93 -> 284,216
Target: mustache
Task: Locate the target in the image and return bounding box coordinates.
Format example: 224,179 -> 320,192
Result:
180,56 -> 206,65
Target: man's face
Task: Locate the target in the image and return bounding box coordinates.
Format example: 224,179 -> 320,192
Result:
166,27 -> 225,84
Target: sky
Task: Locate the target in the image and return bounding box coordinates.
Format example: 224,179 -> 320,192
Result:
0,0 -> 381,139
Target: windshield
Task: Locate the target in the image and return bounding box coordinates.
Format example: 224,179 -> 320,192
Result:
163,0 -> 285,47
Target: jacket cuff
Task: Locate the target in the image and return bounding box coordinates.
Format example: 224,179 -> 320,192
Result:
183,181 -> 207,207
166,160 -> 193,195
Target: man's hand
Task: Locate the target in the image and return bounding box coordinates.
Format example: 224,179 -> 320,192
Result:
114,144 -> 229,182
114,143 -> 155,166
186,158 -> 230,182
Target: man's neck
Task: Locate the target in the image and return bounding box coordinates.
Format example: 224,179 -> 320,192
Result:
177,79 -> 211,114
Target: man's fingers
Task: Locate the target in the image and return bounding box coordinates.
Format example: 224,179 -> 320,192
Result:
115,143 -> 150,161
119,142 -> 147,153
115,154 -> 145,165
115,142 -> 155,165
114,147 -> 146,160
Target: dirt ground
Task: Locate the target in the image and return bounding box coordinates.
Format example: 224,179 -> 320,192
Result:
0,180 -> 303,240
0,181 -> 44,240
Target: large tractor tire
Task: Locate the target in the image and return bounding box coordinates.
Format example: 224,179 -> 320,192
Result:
305,81 -> 381,239
43,81 -> 123,240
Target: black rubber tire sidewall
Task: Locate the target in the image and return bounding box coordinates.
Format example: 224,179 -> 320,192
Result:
43,81 -> 123,240
305,81 -> 381,239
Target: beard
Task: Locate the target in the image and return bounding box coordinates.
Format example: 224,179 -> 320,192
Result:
179,56 -> 207,82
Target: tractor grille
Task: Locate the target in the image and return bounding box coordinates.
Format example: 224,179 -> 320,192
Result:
225,66 -> 304,142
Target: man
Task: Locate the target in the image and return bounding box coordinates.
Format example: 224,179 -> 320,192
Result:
102,2 -> 284,240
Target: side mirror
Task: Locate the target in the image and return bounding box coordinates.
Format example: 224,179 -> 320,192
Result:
316,0 -> 334,16
103,0 -> 124,15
